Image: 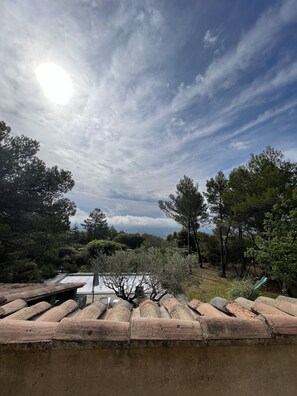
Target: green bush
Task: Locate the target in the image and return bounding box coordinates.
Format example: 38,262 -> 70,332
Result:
86,239 -> 124,257
58,246 -> 77,259
73,248 -> 90,267
228,279 -> 259,301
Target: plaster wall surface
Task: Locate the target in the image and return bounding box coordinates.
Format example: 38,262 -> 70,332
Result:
1,344 -> 296,396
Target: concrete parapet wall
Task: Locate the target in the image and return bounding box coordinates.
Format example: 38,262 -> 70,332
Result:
1,344 -> 297,396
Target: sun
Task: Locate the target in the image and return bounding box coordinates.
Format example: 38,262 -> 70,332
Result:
35,63 -> 74,105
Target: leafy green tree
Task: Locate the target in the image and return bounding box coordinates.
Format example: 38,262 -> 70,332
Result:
0,121 -> 76,281
225,147 -> 297,276
159,175 -> 207,268
247,189 -> 297,294
86,239 -> 124,257
113,232 -> 144,249
108,225 -> 119,239
227,147 -> 296,233
141,234 -> 167,249
92,249 -> 192,305
205,171 -> 230,277
82,208 -> 109,241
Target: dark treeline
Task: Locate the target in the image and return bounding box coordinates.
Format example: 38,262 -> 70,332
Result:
1,121 -> 297,293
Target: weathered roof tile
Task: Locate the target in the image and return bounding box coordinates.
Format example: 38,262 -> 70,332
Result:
0,320 -> 58,343
3,301 -> 51,321
131,318 -> 203,341
0,299 -> 27,317
199,317 -> 271,340
252,301 -> 289,316
54,318 -> 129,342
225,301 -> 257,320
196,303 -> 227,318
36,299 -> 78,322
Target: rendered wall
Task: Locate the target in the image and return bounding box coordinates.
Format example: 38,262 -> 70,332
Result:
1,344 -> 297,396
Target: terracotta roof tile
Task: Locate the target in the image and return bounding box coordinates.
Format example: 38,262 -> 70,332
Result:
225,301 -> 257,320
74,301 -> 106,320
0,320 -> 58,343
209,297 -> 229,314
162,298 -> 195,320
131,318 -> 203,341
35,299 -> 78,322
196,303 -> 227,318
105,301 -> 132,322
2,301 -> 51,321
252,301 -> 289,316
0,299 -> 27,318
1,281 -> 297,345
54,318 -> 129,342
274,300 -> 297,316
199,316 -> 271,340
0,282 -> 85,303
139,300 -> 161,318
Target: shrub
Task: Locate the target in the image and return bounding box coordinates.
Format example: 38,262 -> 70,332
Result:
228,279 -> 259,301
73,248 -> 90,267
58,246 -> 77,259
86,239 -> 124,257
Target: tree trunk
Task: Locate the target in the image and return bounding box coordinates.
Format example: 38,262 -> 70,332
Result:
238,227 -> 246,277
187,223 -> 192,256
191,222 -> 203,268
219,226 -> 225,277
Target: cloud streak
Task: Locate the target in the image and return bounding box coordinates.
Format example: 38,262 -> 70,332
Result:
1,0 -> 297,235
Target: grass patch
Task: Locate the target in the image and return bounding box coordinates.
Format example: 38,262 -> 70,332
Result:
183,265 -> 281,302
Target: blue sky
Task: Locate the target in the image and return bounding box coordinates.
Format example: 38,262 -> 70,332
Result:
1,0 -> 297,236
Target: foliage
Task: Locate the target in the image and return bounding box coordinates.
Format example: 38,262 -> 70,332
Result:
108,225 -> 119,239
141,234 -> 167,249
113,232 -> 144,249
226,147 -> 296,232
86,239 -> 124,257
92,249 -> 191,305
159,175 -> 207,267
82,208 -> 109,241
205,171 -> 230,277
246,189 -> 297,293
228,280 -> 259,300
0,121 -> 76,281
58,246 -> 77,259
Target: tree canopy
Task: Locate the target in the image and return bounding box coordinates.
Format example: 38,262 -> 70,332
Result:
0,121 -> 76,281
159,175 -> 207,267
205,171 -> 230,277
82,208 -> 109,241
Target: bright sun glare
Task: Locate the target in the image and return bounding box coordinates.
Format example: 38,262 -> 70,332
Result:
35,63 -> 74,105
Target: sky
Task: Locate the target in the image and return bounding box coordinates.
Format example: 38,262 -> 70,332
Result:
1,0 -> 297,236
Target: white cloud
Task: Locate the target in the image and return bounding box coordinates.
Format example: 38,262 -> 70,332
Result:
171,0 -> 297,112
1,0 -> 297,235
230,141 -> 251,150
108,215 -> 177,228
203,30 -> 219,48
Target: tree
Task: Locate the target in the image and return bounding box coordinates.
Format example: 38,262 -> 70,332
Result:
247,188 -> 297,295
159,175 -> 207,268
113,232 -> 144,249
82,208 -> 109,241
0,121 -> 76,281
225,147 -> 297,277
205,171 -> 230,277
92,249 -> 192,306
227,147 -> 296,233
86,239 -> 124,257
108,225 -> 119,239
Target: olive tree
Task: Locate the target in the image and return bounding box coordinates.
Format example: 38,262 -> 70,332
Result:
92,249 -> 193,306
